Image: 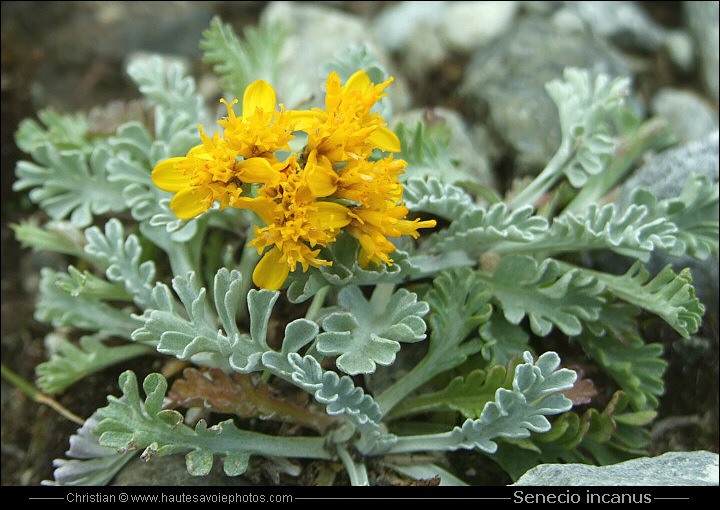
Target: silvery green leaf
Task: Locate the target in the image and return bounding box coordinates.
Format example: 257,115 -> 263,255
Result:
315,285 -> 429,375
15,109 -> 91,155
577,261 -> 704,339
13,144 -> 127,228
402,176 -> 476,221
133,270 -> 275,373
632,174 -> 719,260
510,202 -> 678,261
83,219 -> 157,309
36,268 -> 141,339
429,202 -> 548,257
395,121 -> 470,184
285,353 -> 390,453
479,315 -> 531,367
488,256 -> 606,337
200,16 -> 288,101
545,69 -> 629,187
375,268 -> 493,415
11,220 -> 88,260
126,55 -> 204,127
92,371 -> 330,479
36,333 -> 153,394
45,412 -> 137,486
384,351 -> 575,455
577,309 -> 666,411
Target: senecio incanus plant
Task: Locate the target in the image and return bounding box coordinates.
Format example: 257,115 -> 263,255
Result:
9,17 -> 718,486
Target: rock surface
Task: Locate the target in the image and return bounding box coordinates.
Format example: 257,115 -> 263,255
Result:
513,450 -> 719,486
460,17 -> 631,176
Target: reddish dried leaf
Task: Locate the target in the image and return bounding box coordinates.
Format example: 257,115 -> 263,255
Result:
168,367 -> 338,433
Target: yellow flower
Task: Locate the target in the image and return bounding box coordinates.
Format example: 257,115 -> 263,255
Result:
219,80 -> 297,159
151,71 -> 437,290
244,154 -> 352,290
347,204 -> 437,267
335,156 -> 406,208
292,71 -> 401,163
152,129 -> 278,220
151,79 -> 289,220
333,155 -> 436,267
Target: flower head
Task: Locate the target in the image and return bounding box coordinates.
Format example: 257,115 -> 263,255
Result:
218,80 -> 296,159
244,153 -> 351,290
292,71 -> 401,163
151,71 -> 436,290
151,80 -> 289,219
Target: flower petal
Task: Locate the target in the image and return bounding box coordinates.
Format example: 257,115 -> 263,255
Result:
233,196 -> 277,225
152,157 -> 192,192
243,80 -> 276,116
305,150 -> 337,197
253,247 -> 290,290
237,157 -> 281,187
367,125 -> 401,153
343,70 -> 371,92
170,187 -> 211,220
286,109 -> 324,131
308,201 -> 351,229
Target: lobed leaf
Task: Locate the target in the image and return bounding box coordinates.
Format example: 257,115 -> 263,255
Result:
487,256 -> 606,337
315,285 -> 429,375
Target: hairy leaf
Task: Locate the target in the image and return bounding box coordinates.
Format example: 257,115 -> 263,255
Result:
47,412 -> 137,486
486,256 -> 606,337
545,68 -> 629,188
84,219 -> 157,309
315,285 -> 429,375
428,203 -> 548,256
36,334 -> 153,394
36,268 -> 142,339
15,109 -> 91,154
402,177 -> 477,221
13,144 -> 127,228
575,261 -> 705,339
93,371 -> 331,477
375,268 -> 493,415
200,16 -> 288,101
384,352 -> 576,455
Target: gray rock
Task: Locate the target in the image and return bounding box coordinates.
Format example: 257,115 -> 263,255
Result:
373,1 -> 519,78
685,1 -> 720,101
513,450 -> 719,486
460,17 -> 631,176
261,1 -> 406,111
663,29 -> 696,74
562,1 -> 667,51
651,88 -> 719,144
437,1 -> 520,53
617,130 -> 719,206
372,1 -> 449,79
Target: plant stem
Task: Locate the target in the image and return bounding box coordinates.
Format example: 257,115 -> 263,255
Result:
235,228 -> 261,323
305,285 -> 330,323
337,444 -> 369,486
1,364 -> 84,425
563,117 -> 673,214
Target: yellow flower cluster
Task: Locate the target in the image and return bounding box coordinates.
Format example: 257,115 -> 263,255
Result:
152,71 -> 436,290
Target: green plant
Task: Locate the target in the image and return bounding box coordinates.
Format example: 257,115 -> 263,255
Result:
10,16 -> 716,486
